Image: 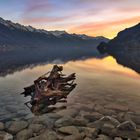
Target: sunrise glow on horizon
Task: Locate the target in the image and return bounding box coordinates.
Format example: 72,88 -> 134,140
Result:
0,0 -> 140,39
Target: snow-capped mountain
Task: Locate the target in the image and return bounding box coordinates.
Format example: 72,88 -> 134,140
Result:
0,17 -> 108,40
0,17 -> 109,75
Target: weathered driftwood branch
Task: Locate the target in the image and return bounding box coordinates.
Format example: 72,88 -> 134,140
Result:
21,65 -> 76,114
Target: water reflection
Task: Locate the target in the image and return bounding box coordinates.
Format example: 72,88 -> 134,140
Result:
0,56 -> 140,121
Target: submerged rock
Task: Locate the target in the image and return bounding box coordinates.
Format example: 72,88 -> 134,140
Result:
28,123 -> 45,134
6,120 -> 28,134
63,132 -> 85,140
0,131 -> 13,140
55,116 -> 74,128
96,134 -> 112,140
16,129 -> 33,140
58,126 -> 79,135
117,121 -> 136,131
0,122 -> 4,130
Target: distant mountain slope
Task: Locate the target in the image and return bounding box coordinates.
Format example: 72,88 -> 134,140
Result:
0,17 -> 109,76
0,17 -> 108,48
97,23 -> 140,73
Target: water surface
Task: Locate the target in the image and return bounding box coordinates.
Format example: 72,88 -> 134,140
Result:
0,56 -> 140,121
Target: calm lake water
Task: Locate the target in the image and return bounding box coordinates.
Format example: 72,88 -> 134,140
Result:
0,56 -> 140,121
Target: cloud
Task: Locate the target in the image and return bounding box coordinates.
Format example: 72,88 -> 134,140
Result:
2,0 -> 139,38
22,15 -> 73,24
69,16 -> 140,38
25,0 -> 52,12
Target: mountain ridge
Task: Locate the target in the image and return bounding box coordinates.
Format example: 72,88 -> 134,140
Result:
0,17 -> 109,76
97,23 -> 140,73
0,17 -> 108,41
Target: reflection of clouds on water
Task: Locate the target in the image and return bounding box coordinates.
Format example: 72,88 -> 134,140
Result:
0,56 -> 140,121
65,56 -> 140,79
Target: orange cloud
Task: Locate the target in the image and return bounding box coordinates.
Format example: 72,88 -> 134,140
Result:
69,16 -> 140,38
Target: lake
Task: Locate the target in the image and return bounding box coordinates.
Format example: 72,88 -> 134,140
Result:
0,56 -> 140,122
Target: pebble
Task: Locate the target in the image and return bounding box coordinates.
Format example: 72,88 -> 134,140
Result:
105,104 -> 128,112
0,122 -> 4,130
56,108 -> 79,117
29,123 -> 45,133
58,126 -> 79,135
83,112 -> 103,122
96,134 -> 112,140
6,120 -> 28,134
114,137 -> 123,140
63,132 -> 85,140
0,131 -> 13,140
55,116 -> 74,128
117,121 -> 136,131
16,129 -> 33,140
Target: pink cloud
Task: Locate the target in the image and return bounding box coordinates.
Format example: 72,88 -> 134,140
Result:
69,16 -> 140,37
22,15 -> 74,24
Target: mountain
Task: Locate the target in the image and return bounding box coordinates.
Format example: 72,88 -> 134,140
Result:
0,17 -> 109,76
0,17 -> 108,47
97,23 -> 140,73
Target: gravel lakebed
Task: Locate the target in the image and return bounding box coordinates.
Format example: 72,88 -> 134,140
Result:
0,91 -> 140,140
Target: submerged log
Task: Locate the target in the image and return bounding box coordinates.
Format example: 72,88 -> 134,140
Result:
21,65 -> 76,114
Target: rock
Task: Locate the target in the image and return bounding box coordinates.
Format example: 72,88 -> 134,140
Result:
136,129 -> 140,137
96,134 -> 112,140
79,111 -> 90,117
84,137 -> 92,140
112,129 -> 138,139
29,130 -> 58,140
16,129 -> 33,140
87,116 -> 120,129
78,127 -> 98,138
131,115 -> 140,125
83,112 -> 103,122
28,136 -> 40,140
58,126 -> 79,135
94,105 -> 104,112
98,109 -> 116,116
29,124 -> 45,133
99,120 -> 138,139
105,104 -> 128,112
73,118 -> 89,126
73,104 -> 94,112
117,121 -> 136,131
29,115 -> 54,128
100,116 -> 120,127
46,113 -> 62,120
6,120 -> 28,134
0,122 -> 4,130
114,137 -> 123,140
0,131 -> 13,140
55,116 -> 74,128
39,130 -> 58,140
63,133 -> 85,140
56,109 -> 78,117
101,123 -> 115,135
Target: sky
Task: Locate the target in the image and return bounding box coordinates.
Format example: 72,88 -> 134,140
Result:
0,0 -> 140,39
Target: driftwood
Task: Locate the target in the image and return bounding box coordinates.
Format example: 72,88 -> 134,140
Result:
21,65 -> 76,114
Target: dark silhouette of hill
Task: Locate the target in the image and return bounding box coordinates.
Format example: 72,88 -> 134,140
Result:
97,23 -> 140,73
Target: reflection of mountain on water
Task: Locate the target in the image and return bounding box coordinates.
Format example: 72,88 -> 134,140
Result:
0,17 -> 109,77
0,54 -> 104,77
97,23 -> 140,73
